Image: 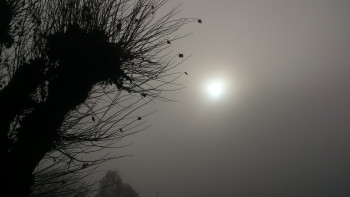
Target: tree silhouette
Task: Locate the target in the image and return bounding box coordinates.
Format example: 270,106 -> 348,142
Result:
95,170 -> 139,197
0,0 -> 200,196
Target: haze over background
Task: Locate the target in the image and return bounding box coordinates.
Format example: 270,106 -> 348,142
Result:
98,0 -> 350,196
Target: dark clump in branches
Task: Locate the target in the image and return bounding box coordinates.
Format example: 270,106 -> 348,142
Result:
0,0 -> 201,196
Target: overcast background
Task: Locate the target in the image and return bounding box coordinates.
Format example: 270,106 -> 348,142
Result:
98,0 -> 350,196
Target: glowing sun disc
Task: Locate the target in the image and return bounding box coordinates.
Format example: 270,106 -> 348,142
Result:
206,80 -> 224,99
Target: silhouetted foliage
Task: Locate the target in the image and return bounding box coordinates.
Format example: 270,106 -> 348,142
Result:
0,0 -> 200,196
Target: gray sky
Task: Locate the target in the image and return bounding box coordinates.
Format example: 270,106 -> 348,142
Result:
101,0 -> 350,196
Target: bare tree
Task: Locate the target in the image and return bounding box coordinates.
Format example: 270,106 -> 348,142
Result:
0,0 -> 201,196
95,170 -> 139,197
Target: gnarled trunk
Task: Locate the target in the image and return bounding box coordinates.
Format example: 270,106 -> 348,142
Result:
3,25 -> 123,196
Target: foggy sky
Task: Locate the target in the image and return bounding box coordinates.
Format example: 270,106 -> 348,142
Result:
100,1 -> 350,196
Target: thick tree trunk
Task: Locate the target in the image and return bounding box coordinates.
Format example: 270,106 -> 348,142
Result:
0,59 -> 45,141
5,73 -> 96,195
4,61 -> 122,196
0,60 -> 46,196
1,24 -> 123,196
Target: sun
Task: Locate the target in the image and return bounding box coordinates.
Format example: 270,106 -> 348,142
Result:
205,79 -> 225,99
